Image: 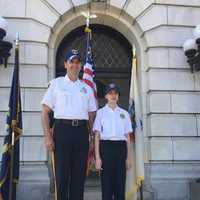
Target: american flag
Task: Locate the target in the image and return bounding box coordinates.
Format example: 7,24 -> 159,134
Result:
82,27 -> 98,174
82,27 -> 97,98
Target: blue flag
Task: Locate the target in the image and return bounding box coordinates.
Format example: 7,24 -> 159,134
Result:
0,41 -> 22,200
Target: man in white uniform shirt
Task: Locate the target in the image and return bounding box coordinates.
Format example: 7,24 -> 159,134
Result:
93,83 -> 132,200
41,49 -> 97,200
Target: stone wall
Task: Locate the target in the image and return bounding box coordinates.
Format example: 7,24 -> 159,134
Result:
1,0 -> 200,199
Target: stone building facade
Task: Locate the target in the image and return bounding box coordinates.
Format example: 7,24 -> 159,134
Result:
1,0 -> 200,199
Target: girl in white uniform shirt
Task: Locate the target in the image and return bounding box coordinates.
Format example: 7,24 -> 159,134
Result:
93,83 -> 133,200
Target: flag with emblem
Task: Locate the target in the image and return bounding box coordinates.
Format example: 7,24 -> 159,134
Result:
82,26 -> 98,174
126,47 -> 144,200
0,36 -> 22,200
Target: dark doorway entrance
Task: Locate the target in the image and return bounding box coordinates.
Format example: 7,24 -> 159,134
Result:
56,24 -> 132,109
55,24 -> 133,196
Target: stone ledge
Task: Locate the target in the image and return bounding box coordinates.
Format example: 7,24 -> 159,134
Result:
147,163 -> 200,179
144,163 -> 200,200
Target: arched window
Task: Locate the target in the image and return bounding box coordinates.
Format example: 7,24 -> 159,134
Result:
56,24 -> 132,107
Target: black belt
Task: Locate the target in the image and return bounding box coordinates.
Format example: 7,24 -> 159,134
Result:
55,119 -> 88,127
100,140 -> 126,144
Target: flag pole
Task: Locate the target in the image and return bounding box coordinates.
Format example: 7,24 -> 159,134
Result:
9,33 -> 19,200
9,132 -> 15,200
139,183 -> 143,200
132,47 -> 144,200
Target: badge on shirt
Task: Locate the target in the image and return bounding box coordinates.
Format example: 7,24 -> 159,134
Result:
80,87 -> 87,94
120,113 -> 125,119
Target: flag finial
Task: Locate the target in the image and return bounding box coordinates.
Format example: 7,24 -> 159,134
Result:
81,11 -> 97,28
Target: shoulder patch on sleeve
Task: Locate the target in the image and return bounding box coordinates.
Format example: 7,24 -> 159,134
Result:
47,77 -> 62,88
47,82 -> 51,88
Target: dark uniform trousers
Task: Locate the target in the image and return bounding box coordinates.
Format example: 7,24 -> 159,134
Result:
53,120 -> 89,200
100,140 -> 127,200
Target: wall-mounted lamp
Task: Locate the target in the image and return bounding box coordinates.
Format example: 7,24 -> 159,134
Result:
0,17 -> 13,68
183,25 -> 200,73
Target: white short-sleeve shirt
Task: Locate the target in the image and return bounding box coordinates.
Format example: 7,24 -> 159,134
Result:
93,104 -> 133,141
41,74 -> 97,120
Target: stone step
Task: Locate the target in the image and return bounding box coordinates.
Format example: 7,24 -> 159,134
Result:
16,167 -> 154,200
17,179 -> 155,200
46,186 -> 101,200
